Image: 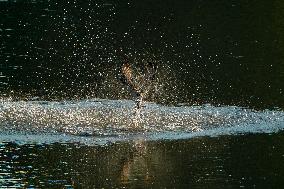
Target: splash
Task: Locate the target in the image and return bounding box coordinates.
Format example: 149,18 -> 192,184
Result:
0,98 -> 284,145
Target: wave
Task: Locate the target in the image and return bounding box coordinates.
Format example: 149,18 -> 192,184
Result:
0,98 -> 284,145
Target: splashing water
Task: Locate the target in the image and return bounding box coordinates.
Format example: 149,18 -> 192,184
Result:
0,98 -> 284,145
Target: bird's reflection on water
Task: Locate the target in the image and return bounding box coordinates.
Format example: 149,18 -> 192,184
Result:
1,133 -> 284,188
120,139 -> 152,185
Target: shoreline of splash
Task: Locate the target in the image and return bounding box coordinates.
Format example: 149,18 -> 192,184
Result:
0,98 -> 284,145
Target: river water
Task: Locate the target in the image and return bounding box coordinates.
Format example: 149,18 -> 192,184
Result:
0,99 -> 284,188
1,0 -> 284,188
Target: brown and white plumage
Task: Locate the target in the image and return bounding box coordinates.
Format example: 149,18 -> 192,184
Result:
121,60 -> 157,109
121,62 -> 140,94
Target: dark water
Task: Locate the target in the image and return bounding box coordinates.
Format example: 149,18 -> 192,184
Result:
1,133 -> 284,188
1,0 -> 284,188
0,0 -> 283,108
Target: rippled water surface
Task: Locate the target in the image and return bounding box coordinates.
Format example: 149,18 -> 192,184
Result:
0,99 -> 284,188
1,132 -> 284,188
1,0 -> 284,188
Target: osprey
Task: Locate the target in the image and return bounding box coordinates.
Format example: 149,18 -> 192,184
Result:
121,60 -> 157,109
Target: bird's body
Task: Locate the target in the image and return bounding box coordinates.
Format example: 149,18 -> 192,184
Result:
121,59 -> 157,109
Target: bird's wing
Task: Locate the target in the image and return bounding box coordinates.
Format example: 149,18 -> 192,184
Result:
122,63 -> 141,94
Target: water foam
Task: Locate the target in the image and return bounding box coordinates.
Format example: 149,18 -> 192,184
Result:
0,98 -> 283,145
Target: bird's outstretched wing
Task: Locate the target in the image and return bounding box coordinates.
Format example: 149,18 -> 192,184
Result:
121,62 -> 141,95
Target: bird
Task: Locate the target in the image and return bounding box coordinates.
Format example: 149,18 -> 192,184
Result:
120,59 -> 157,109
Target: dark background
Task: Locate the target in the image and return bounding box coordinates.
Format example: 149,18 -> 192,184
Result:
0,0 -> 284,109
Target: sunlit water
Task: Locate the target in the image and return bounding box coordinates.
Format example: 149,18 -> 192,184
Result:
0,98 -> 283,145
1,100 -> 284,188
1,0 -> 284,187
